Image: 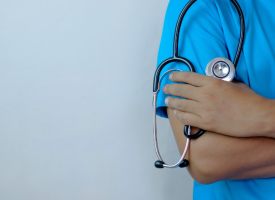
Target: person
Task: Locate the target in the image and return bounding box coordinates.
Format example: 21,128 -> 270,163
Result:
156,0 -> 275,199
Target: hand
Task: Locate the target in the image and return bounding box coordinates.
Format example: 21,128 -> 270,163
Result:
163,71 -> 275,138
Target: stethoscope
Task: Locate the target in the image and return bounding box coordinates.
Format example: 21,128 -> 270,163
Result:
152,0 -> 245,169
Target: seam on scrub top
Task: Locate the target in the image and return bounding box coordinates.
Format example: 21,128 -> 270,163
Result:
210,0 -> 230,59
201,0 -> 223,30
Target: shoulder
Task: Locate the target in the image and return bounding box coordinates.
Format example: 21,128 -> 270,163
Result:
164,0 -> 222,30
158,0 -> 229,72
160,0 -> 226,50
156,0 -> 230,118
166,0 -> 218,15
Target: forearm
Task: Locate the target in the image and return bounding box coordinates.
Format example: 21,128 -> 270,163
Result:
191,132 -> 275,182
230,160 -> 275,180
167,108 -> 275,184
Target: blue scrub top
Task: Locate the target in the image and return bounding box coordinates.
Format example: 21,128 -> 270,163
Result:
156,0 -> 275,199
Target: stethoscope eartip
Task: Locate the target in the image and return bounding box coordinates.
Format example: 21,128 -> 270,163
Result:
154,160 -> 165,169
179,159 -> 189,168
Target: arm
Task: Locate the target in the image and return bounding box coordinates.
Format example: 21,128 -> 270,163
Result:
167,107 -> 275,184
155,0 -> 275,184
164,72 -> 275,139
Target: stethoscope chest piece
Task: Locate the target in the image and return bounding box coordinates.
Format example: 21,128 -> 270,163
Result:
205,57 -> 235,82
152,0 -> 244,169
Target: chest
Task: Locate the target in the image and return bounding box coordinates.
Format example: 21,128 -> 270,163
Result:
220,0 -> 275,98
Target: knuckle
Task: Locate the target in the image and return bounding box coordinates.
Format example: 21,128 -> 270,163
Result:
182,85 -> 190,94
165,85 -> 170,93
174,84 -> 182,94
171,83 -> 190,96
182,72 -> 192,83
180,72 -> 189,79
202,115 -> 214,129
179,113 -> 186,122
179,84 -> 190,97
175,100 -> 181,108
177,100 -> 186,110
176,111 -> 185,121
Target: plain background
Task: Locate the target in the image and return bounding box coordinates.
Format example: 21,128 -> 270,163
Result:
0,0 -> 194,199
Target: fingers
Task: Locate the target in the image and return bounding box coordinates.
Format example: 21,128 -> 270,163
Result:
169,71 -> 211,87
165,97 -> 202,116
174,110 -> 202,128
163,83 -> 201,102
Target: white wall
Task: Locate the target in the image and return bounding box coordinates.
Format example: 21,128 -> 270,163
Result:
0,0 -> 193,199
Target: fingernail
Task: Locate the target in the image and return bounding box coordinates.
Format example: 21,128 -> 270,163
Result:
169,74 -> 173,80
174,110 -> 177,115
165,98 -> 169,105
163,85 -> 167,93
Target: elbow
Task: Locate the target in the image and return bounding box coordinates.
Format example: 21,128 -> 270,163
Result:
186,136 -> 225,185
187,161 -> 219,185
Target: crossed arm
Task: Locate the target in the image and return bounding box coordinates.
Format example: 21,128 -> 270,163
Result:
164,72 -> 275,184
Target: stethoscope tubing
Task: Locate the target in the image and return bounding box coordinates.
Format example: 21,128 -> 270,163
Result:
153,76 -> 191,168
153,0 -> 245,86
152,0 -> 245,168
173,0 -> 245,66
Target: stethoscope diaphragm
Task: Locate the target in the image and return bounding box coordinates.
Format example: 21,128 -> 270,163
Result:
152,0 -> 245,169
205,57 -> 235,82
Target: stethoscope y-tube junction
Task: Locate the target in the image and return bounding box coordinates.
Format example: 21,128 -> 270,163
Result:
152,0 -> 245,169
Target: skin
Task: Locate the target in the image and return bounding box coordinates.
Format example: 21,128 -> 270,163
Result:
164,71 -> 275,138
164,71 -> 275,184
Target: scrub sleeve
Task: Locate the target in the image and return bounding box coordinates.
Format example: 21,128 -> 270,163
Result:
156,0 -> 275,199
156,0 -> 229,118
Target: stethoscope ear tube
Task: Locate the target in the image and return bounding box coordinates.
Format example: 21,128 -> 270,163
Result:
153,62 -> 207,169
152,0 -> 245,169
184,126 -> 206,139
153,57 -> 195,92
153,71 -> 192,168
154,159 -> 189,168
179,159 -> 189,168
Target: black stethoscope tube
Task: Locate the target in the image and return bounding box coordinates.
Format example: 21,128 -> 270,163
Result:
153,0 -> 245,91
153,0 -> 245,168
153,0 -> 245,139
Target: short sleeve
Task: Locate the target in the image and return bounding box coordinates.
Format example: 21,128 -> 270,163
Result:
156,0 -> 229,118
